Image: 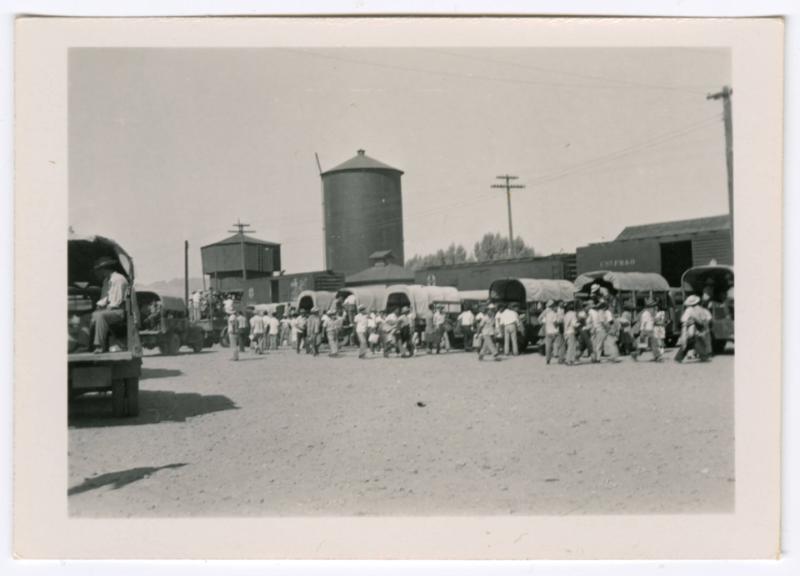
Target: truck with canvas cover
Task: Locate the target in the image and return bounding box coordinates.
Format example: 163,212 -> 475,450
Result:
138,291 -> 206,354
681,264 -> 734,353
489,278 -> 576,350
573,270 -> 679,345
68,233 -> 142,417
294,290 -> 336,313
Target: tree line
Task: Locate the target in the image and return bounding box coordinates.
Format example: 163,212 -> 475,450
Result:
405,232 -> 535,271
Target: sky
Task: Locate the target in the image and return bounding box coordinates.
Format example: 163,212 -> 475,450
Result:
68,47 -> 731,285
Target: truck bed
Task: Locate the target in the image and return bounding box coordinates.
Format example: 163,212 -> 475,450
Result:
68,350 -> 134,363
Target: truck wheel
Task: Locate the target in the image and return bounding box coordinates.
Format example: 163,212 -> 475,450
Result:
192,339 -> 203,353
124,377 -> 139,417
712,340 -> 727,355
166,332 -> 181,355
111,379 -> 126,417
220,327 -> 230,348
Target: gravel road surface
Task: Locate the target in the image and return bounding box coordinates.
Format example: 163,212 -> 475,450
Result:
68,345 -> 734,517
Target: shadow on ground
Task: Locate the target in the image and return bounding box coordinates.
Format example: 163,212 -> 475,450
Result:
68,463 -> 188,496
141,367 -> 183,380
68,390 -> 238,428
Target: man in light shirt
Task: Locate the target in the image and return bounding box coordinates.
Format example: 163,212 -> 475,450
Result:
267,312 -> 281,351
539,300 -> 560,364
90,257 -> 129,353
562,301 -> 578,365
249,310 -> 266,354
354,305 -> 369,359
499,304 -> 520,356
457,306 -> 476,352
632,298 -> 661,362
432,305 -> 449,354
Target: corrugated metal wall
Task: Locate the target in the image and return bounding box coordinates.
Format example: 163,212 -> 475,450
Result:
692,231 -> 733,266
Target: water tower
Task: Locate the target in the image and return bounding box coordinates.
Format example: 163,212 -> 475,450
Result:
321,149 -> 404,276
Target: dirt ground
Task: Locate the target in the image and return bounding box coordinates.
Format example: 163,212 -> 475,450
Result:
68,343 -> 734,517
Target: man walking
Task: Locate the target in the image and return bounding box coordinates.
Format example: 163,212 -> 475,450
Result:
539,300 -> 560,364
477,304 -> 501,361
250,310 -> 266,354
227,309 -> 239,361
306,307 -> 321,356
432,305 -> 449,354
457,306 -> 476,352
295,309 -> 308,354
674,295 -> 711,363
632,298 -> 662,362
563,301 -> 578,365
236,308 -> 248,353
499,303 -> 520,356
327,310 -> 342,357
354,305 -> 369,359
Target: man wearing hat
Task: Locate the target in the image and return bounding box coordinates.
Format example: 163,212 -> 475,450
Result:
477,303 -> 501,361
354,305 -> 369,359
675,295 -> 710,363
632,298 -> 662,362
306,307 -> 321,356
90,257 -> 129,353
398,306 -> 415,358
539,300 -> 560,365
456,305 -> 476,352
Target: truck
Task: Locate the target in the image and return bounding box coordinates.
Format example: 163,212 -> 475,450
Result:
68,233 -> 142,417
137,291 -> 206,354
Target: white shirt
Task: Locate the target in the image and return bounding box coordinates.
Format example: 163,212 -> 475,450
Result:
97,271 -> 128,309
639,309 -> 655,332
268,316 -> 280,333
249,315 -> 265,334
354,312 -> 369,333
457,310 -> 475,327
499,308 -> 519,327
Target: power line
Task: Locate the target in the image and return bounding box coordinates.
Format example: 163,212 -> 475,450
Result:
278,48 -> 684,93
427,49 -> 713,96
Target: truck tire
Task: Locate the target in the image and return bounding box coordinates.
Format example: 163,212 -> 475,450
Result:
165,332 -> 181,355
192,339 -> 203,353
712,339 -> 727,355
111,378 -> 126,417
124,377 -> 140,417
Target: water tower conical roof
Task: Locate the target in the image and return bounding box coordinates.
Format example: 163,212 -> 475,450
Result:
321,149 -> 403,176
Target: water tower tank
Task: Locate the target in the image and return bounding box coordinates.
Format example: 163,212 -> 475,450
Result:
321,149 -> 404,276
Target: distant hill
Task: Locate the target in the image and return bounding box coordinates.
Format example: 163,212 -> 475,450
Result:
136,277 -> 206,298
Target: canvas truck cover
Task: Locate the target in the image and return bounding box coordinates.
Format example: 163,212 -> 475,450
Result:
294,290 -> 336,312
385,284 -> 459,315
337,286 -> 388,312
490,278 -> 576,303
458,289 -> 490,302
574,271 -> 670,294
681,265 -> 734,294
69,233 -> 135,284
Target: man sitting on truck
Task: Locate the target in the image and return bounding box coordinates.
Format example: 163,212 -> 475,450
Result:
90,257 -> 129,353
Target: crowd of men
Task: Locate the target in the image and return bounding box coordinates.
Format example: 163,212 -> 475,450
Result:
221,286 -> 717,364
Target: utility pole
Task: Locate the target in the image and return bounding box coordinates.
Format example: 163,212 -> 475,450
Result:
707,86 -> 733,261
184,240 -> 189,306
315,152 -> 327,270
228,219 -> 255,281
491,175 -> 526,258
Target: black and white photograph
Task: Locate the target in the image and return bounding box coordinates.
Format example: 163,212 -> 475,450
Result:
12,16 -> 784,560
65,45 -> 737,518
